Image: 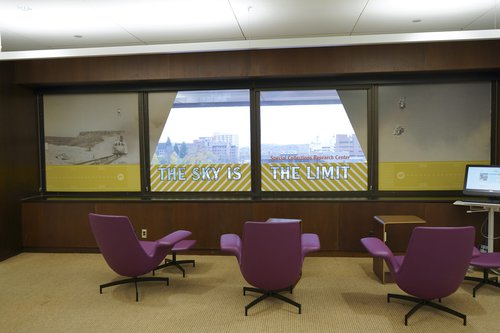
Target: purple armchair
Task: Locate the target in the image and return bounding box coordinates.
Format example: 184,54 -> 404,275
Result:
361,226 -> 474,326
220,221 -> 320,315
88,213 -> 191,301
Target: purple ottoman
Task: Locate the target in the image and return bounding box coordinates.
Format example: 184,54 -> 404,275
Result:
465,252 -> 500,297
153,239 -> 197,277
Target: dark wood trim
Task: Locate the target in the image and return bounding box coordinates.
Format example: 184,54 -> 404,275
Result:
493,81 -> 500,163
14,41 -> 500,86
0,62 -> 39,260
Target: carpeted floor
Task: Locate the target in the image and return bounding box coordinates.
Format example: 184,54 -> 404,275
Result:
0,253 -> 498,333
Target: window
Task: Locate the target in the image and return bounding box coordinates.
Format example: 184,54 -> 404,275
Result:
43,93 -> 141,192
259,89 -> 368,192
378,82 -> 491,191
39,79 -> 494,197
149,90 -> 251,192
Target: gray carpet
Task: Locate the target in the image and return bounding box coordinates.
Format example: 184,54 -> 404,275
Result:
0,253 -> 498,332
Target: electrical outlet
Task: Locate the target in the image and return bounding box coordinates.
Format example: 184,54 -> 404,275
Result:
141,229 -> 147,239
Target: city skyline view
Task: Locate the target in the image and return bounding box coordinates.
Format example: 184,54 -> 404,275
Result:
153,131 -> 365,165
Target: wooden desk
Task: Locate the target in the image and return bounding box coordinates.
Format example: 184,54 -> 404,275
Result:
372,215 -> 426,283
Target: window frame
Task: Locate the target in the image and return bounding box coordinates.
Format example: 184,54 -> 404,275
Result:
147,89 -> 253,194
34,75 -> 497,200
255,87 -> 372,198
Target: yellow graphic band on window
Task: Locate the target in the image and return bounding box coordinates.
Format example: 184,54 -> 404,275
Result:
46,165 -> 141,192
378,161 -> 489,191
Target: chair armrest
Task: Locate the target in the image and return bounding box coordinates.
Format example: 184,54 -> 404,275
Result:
302,233 -> 320,257
360,237 -> 391,257
157,230 -> 192,248
220,234 -> 242,262
360,237 -> 401,273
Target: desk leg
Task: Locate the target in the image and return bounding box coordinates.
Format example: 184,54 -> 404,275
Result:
488,208 -> 495,253
372,222 -> 386,283
373,257 -> 384,283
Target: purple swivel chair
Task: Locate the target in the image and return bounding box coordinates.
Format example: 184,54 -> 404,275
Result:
464,247 -> 500,297
361,226 -> 475,326
88,213 -> 191,301
220,221 -> 320,315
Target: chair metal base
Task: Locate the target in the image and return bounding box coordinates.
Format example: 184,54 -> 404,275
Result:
465,269 -> 500,297
100,276 -> 169,302
153,252 -> 196,278
243,286 -> 301,316
387,293 -> 466,326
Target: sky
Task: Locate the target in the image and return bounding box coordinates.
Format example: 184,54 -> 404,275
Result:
159,104 -> 355,148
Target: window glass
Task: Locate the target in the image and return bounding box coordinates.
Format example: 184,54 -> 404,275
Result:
43,93 -> 141,192
260,89 -> 368,192
378,82 -> 491,191
149,90 -> 251,192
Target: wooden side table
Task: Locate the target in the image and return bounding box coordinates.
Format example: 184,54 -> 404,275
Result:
266,218 -> 302,223
372,215 -> 426,283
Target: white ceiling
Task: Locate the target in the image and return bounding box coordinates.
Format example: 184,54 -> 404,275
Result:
1,0 -> 500,59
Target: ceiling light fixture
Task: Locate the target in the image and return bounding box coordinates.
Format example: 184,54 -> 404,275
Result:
16,5 -> 32,12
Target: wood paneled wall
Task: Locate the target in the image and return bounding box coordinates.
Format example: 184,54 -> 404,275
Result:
14,40 -> 500,85
0,62 -> 39,260
22,200 -> 493,255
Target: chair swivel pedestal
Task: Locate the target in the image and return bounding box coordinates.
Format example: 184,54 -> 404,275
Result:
100,276 -> 169,302
387,293 -> 466,326
243,286 -> 300,316
465,252 -> 500,297
154,239 -> 196,277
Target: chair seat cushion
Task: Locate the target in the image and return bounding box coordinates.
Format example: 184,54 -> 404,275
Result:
470,252 -> 500,269
141,239 -> 196,256
172,239 -> 197,252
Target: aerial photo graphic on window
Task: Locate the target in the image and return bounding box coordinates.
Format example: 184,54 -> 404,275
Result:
43,93 -> 141,192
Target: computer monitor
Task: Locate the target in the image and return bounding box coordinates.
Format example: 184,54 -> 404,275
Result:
463,164 -> 500,199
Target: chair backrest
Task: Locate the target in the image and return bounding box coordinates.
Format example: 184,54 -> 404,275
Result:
240,221 -> 302,291
88,213 -> 150,277
396,226 -> 475,300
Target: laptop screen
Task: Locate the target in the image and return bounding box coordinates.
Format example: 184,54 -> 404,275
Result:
463,164 -> 500,198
